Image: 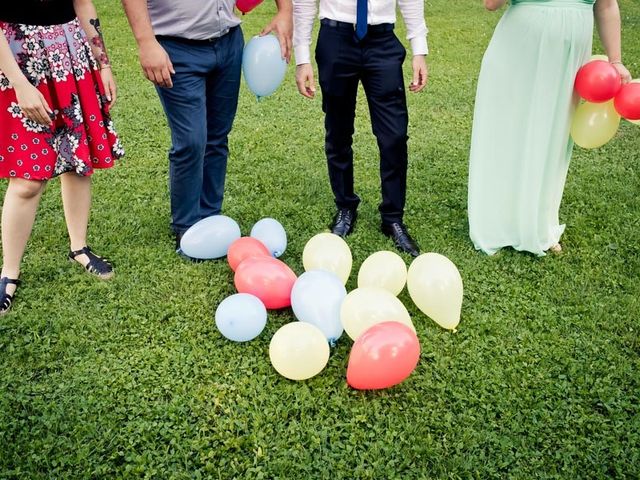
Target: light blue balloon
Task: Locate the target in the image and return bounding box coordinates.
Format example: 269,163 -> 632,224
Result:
242,35 -> 287,98
291,270 -> 347,344
215,293 -> 267,342
180,215 -> 241,259
250,218 -> 287,258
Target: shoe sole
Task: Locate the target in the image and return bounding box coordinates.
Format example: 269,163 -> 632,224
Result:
69,258 -> 115,280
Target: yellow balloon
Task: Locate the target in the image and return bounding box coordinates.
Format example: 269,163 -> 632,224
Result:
407,253 -> 463,331
269,322 -> 330,380
571,100 -> 621,149
357,251 -> 407,296
302,233 -> 352,284
590,54 -> 609,62
630,79 -> 640,126
340,287 -> 414,341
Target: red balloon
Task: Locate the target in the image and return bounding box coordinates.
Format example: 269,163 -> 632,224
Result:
614,83 -> 640,120
236,0 -> 264,14
234,256 -> 297,309
575,61 -> 622,103
227,237 -> 271,271
347,321 -> 420,390
235,255 -> 262,275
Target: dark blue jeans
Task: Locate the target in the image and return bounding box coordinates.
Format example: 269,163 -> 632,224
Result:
156,26 -> 243,235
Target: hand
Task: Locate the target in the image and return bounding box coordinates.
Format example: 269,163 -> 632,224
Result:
410,55 -> 428,93
139,39 -> 175,88
612,62 -> 632,84
295,64 -> 316,99
100,67 -> 117,111
13,80 -> 53,126
260,11 -> 293,63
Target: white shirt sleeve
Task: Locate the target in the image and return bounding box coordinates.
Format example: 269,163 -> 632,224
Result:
293,0 -> 318,65
398,0 -> 429,56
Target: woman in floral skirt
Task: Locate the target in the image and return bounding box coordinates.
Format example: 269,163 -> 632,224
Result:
0,0 -> 124,314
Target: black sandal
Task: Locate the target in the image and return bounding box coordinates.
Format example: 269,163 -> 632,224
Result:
68,246 -> 114,280
0,277 -> 20,315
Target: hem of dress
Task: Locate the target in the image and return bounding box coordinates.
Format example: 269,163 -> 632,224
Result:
0,162 -> 117,181
473,242 -> 546,257
471,224 -> 565,257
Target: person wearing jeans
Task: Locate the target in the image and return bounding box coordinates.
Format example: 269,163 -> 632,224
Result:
122,0 -> 292,258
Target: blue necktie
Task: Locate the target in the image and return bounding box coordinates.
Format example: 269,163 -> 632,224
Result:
355,0 -> 368,41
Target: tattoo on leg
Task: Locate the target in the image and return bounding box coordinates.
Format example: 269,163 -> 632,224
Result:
89,18 -> 110,68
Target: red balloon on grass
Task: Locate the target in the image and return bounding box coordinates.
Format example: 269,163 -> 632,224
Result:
227,237 -> 271,271
234,256 -> 297,309
614,82 -> 640,121
575,60 -> 622,103
347,321 -> 421,390
236,0 -> 264,14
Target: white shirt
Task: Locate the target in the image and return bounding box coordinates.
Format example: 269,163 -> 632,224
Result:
293,0 -> 429,65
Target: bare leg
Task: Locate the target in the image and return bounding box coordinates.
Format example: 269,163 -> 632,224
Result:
1,178 -> 46,295
60,172 -> 91,267
60,172 -> 113,278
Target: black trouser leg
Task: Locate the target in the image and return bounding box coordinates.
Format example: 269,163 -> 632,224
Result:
315,25 -> 361,211
361,32 -> 409,224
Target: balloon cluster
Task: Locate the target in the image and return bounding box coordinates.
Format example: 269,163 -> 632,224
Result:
572,57 -> 640,149
197,217 -> 464,391
278,234 -> 464,389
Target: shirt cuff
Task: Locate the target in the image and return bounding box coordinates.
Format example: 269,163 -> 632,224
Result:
294,45 -> 312,65
410,36 -> 429,56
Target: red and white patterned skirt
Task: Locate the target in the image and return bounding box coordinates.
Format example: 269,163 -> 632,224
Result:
0,19 -> 123,181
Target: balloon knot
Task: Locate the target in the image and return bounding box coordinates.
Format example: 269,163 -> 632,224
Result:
328,339 -> 337,348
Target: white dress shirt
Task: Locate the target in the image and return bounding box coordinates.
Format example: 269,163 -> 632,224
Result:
293,0 -> 429,65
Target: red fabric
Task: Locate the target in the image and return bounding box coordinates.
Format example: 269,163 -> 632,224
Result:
0,20 -> 123,181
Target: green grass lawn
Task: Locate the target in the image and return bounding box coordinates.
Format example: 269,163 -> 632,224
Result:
1,0 -> 639,477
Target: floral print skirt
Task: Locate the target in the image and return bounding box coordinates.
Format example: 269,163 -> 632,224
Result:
0,19 -> 123,181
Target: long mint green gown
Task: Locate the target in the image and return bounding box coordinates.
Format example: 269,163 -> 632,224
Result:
468,0 -> 595,256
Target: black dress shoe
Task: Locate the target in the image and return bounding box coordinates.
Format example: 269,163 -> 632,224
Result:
381,222 -> 420,257
330,208 -> 357,237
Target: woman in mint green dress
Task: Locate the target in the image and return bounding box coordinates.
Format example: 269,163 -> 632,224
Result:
468,0 -> 631,256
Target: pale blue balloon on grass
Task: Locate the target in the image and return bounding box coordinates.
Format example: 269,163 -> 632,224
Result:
250,218 -> 287,258
215,293 -> 267,342
291,270 -> 347,345
180,215 -> 241,259
242,34 -> 287,98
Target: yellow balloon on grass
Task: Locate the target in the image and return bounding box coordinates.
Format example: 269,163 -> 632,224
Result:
341,287 -> 414,341
407,253 -> 463,331
571,99 -> 621,149
590,54 -> 609,62
302,233 -> 352,284
357,251 -> 407,296
269,322 -> 330,380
